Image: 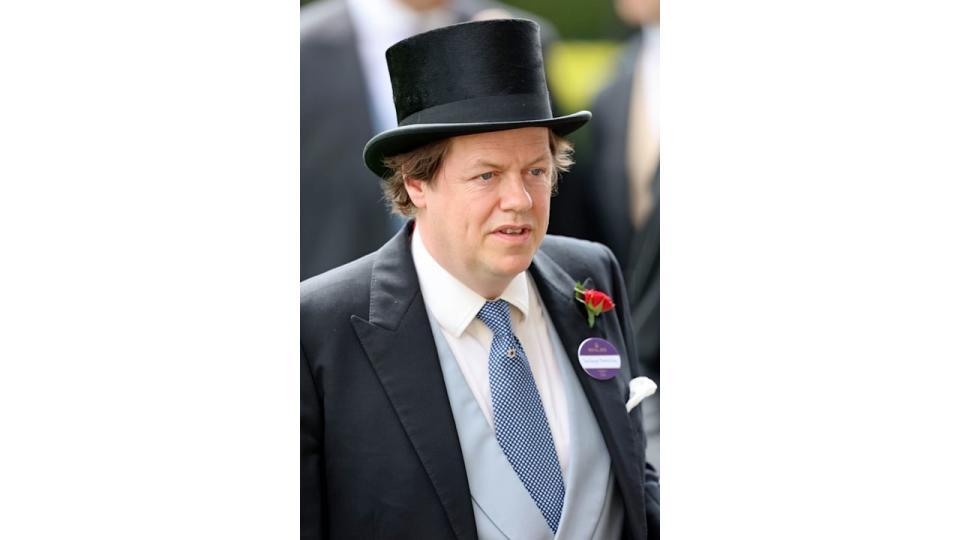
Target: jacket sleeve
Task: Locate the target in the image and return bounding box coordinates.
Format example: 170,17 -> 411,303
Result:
643,462 -> 660,537
604,243 -> 661,537
301,346 -> 326,539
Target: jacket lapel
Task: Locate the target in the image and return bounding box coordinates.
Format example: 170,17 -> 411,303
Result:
350,225 -> 479,540
530,250 -> 649,539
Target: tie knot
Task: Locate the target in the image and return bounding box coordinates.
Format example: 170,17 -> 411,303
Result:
476,300 -> 513,336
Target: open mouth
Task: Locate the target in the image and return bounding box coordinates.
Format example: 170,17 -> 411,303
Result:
492,225 -> 533,242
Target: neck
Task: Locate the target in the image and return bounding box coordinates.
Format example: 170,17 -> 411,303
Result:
434,252 -> 511,301
415,224 -> 512,300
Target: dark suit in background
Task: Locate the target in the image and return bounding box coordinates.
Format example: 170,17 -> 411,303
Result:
301,0 -> 385,282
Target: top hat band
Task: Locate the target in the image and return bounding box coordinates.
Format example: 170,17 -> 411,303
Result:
398,93 -> 553,127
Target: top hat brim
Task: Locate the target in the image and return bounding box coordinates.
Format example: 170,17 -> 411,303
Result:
363,110 -> 591,178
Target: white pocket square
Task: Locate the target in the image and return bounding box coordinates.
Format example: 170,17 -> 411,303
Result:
626,377 -> 657,413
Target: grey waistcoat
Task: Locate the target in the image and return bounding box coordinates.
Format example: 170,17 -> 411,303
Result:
428,302 -> 624,540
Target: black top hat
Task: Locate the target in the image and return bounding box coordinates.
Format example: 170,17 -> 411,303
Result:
362,18 -> 591,177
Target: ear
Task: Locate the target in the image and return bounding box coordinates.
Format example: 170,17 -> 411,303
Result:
404,176 -> 428,209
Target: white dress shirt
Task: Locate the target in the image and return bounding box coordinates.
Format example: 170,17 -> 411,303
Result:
411,227 -> 571,476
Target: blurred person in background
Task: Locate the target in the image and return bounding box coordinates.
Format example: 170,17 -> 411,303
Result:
534,0 -> 660,468
300,0 -> 558,280
573,0 -> 661,469
592,0 -> 659,260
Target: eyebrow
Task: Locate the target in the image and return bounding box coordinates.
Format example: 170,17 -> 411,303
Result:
468,153 -> 550,171
523,153 -> 551,168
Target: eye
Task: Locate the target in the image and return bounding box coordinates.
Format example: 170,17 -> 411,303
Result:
529,167 -> 546,177
477,172 -> 495,181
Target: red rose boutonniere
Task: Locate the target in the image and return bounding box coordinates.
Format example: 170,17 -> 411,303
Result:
574,281 -> 615,328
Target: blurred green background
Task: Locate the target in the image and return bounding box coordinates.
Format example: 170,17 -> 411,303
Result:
300,0 -> 635,114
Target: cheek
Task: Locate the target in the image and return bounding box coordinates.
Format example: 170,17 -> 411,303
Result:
530,178 -> 552,198
468,210 -> 487,240
462,197 -> 494,233
533,186 -> 551,217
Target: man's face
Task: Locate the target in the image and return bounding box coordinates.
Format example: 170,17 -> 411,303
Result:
406,127 -> 553,298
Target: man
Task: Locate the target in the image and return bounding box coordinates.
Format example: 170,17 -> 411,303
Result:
300,0 -> 559,280
301,19 -> 660,539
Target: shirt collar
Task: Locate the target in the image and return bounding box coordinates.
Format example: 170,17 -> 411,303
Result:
411,225 -> 529,337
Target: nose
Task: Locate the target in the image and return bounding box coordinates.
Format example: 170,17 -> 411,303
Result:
498,173 -> 533,212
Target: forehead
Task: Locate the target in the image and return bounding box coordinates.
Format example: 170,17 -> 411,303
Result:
445,127 -> 550,163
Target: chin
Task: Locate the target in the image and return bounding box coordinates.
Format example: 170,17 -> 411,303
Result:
489,254 -> 535,278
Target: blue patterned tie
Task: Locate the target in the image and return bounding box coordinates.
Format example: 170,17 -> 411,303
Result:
477,300 -> 565,533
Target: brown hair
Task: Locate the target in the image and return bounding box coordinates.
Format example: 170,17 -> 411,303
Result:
380,131 -> 575,217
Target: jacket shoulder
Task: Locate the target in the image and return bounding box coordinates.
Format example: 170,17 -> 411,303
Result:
539,234 -> 617,268
301,252 -> 375,319
538,235 -> 623,295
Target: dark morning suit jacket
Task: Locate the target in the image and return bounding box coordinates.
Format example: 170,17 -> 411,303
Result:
300,0 -> 560,280
301,223 -> 660,539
